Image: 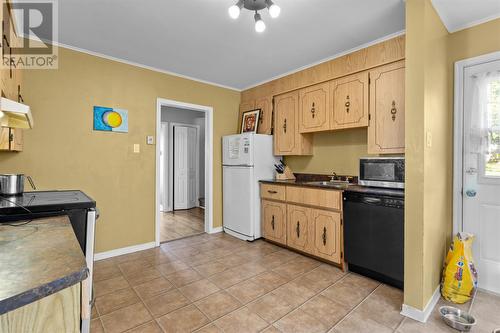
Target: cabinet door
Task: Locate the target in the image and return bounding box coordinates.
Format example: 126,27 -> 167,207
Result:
0,128 -> 10,150
10,128 -> 22,151
274,91 -> 299,154
286,204 -> 311,252
330,72 -> 369,130
255,96 -> 273,135
262,200 -> 286,245
237,100 -> 256,132
368,61 -> 405,154
299,82 -> 330,133
311,209 -> 341,263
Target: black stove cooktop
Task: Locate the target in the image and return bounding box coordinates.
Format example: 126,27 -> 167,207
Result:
0,190 -> 96,221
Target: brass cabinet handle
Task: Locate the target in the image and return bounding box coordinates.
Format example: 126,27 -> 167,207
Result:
267,190 -> 278,194
296,221 -> 300,238
283,118 -> 287,133
322,227 -> 327,246
311,102 -> 316,118
345,95 -> 350,113
391,100 -> 397,121
271,215 -> 275,230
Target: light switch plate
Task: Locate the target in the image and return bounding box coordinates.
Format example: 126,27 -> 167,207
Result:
147,136 -> 154,145
133,144 -> 140,153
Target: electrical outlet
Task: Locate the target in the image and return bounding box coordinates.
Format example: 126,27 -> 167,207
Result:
426,131 -> 432,148
147,136 -> 154,145
133,144 -> 140,153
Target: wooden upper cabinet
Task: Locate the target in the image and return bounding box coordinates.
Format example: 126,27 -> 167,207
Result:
255,96 -> 273,135
237,100 -> 255,133
274,91 -> 312,156
262,200 -> 286,245
0,127 -> 23,151
330,72 -> 369,130
311,209 -> 341,263
299,82 -> 330,133
368,61 -> 405,154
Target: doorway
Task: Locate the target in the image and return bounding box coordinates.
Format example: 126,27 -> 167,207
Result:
156,98 -> 214,245
454,52 -> 500,295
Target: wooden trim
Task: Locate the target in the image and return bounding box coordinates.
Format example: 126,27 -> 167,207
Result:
241,35 -> 405,101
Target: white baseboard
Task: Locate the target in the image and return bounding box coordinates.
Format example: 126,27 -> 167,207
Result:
208,226 -> 223,234
401,286 -> 441,323
94,241 -> 156,261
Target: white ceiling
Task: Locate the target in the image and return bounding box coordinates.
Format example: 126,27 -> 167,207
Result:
431,0 -> 500,33
52,0 -> 405,90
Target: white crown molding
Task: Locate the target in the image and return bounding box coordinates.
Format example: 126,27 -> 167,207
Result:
19,30 -> 408,93
240,29 -> 406,91
94,241 -> 156,261
400,286 -> 441,323
448,12 -> 500,33
430,0 -> 500,33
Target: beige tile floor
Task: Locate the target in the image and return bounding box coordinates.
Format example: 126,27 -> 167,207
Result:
90,232 -> 500,333
160,208 -> 205,242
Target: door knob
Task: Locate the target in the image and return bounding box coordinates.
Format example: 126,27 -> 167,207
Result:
465,189 -> 477,197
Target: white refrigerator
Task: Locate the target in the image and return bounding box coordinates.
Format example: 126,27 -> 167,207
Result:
223,133 -> 280,241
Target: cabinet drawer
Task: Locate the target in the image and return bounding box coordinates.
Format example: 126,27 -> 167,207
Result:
286,186 -> 341,210
260,184 -> 286,201
262,200 -> 286,245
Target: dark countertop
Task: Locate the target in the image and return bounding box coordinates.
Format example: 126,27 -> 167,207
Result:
0,215 -> 88,314
259,179 -> 404,198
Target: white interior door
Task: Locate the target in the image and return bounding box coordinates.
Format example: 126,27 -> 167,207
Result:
187,126 -> 198,208
462,59 -> 500,294
174,125 -> 198,210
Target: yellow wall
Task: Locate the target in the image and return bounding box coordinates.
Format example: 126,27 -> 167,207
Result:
405,2 -> 500,310
0,47 -> 240,253
285,129 -> 367,175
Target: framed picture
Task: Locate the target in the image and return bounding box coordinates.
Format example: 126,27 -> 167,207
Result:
240,109 -> 261,134
93,106 -> 128,133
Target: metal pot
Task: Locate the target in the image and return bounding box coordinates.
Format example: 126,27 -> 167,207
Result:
0,174 -> 36,196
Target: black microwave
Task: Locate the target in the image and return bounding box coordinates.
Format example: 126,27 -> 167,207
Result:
359,157 -> 405,189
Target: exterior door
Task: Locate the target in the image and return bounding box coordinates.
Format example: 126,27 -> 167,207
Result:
462,59 -> 500,294
330,72 -> 369,130
368,61 -> 405,154
274,91 -> 298,154
299,82 -> 330,133
174,126 -> 197,210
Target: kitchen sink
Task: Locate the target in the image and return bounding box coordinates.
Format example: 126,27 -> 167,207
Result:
303,181 -> 350,189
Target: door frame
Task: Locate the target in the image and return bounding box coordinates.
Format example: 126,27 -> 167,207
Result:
156,98 -> 214,246
169,122 -> 200,211
453,51 -> 500,234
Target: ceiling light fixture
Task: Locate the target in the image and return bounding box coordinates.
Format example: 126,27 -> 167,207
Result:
228,0 -> 280,33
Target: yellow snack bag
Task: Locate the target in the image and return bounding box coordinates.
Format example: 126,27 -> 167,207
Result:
440,232 -> 478,304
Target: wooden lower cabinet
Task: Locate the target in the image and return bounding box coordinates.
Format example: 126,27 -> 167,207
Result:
311,209 -> 342,263
261,183 -> 344,268
286,204 -> 311,252
262,200 -> 286,245
0,283 -> 81,333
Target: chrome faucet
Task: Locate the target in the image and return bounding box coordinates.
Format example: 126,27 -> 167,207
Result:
329,172 -> 337,182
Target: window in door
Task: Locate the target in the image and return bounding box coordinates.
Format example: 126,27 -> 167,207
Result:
485,78 -> 500,178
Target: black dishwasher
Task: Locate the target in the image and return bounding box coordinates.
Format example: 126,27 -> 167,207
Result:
343,191 -> 404,289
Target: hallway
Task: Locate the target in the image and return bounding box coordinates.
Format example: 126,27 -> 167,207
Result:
160,208 -> 204,242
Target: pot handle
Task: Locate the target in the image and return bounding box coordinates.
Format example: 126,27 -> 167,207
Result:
26,176 -> 37,190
